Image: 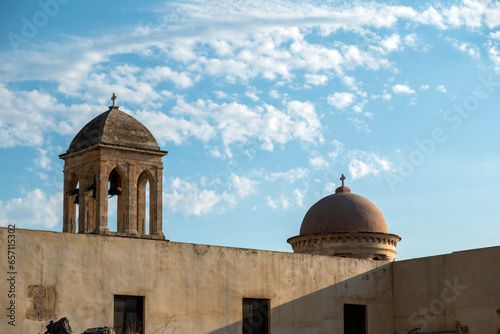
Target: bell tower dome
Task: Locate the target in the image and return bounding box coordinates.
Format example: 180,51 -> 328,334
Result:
59,94 -> 167,239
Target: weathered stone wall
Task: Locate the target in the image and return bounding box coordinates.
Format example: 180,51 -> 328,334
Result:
393,246 -> 500,334
0,227 -> 394,334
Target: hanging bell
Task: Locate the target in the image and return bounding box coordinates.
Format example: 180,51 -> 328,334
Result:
87,184 -> 97,198
68,188 -> 79,204
108,171 -> 122,197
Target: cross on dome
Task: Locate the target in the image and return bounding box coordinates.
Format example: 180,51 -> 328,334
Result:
111,93 -> 117,107
340,174 -> 346,187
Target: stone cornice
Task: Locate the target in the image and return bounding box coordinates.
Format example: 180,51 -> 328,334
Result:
288,231 -> 401,246
59,143 -> 168,160
287,232 -> 401,260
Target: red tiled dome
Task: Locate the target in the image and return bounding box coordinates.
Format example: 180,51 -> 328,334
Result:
299,188 -> 388,235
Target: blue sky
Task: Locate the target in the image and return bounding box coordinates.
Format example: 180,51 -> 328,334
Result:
1,0 -> 500,260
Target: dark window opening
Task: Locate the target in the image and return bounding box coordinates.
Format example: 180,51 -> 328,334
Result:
114,295 -> 144,334
344,304 -> 366,334
335,253 -> 352,258
243,298 -> 269,334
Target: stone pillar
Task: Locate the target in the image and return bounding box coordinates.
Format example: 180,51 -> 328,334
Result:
152,166 -> 164,236
125,163 -> 138,234
137,175 -> 146,234
95,162 -> 109,234
62,169 -> 72,233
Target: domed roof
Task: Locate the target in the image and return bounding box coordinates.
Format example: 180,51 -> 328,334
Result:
299,185 -> 388,235
67,106 -> 160,153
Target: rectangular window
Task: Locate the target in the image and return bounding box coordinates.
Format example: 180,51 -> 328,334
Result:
242,298 -> 269,334
344,304 -> 366,334
114,295 -> 144,334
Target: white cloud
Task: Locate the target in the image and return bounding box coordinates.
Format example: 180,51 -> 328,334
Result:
416,6 -> 446,29
0,189 -> 61,228
269,90 -> 280,99
228,174 -> 258,198
164,173 -> 258,215
372,90 -> 392,100
164,178 -> 220,215
260,100 -> 323,150
487,40 -> 500,73
347,117 -> 370,133
266,194 -> 290,210
304,74 -> 329,85
0,84 -> 102,148
0,84 -> 322,154
348,150 -> 394,180
436,85 -> 447,93
214,91 -> 229,99
35,148 -> 53,171
342,76 -> 359,91
420,84 -> 430,90
327,139 -> 344,161
265,167 -> 309,183
266,196 -> 278,209
137,106 -> 216,145
3,0 -> 500,91
309,155 -> 330,170
490,31 -> 500,40
245,87 -> 260,102
324,182 -> 336,194
349,159 -> 372,179
379,33 -> 401,53
143,66 -> 194,88
327,92 -> 355,109
352,100 -> 367,113
403,33 -> 418,47
446,38 -> 480,59
443,1 -> 490,29
392,84 -> 416,94
294,188 -> 306,207
139,98 -> 323,153
208,147 -> 224,158
341,44 -> 388,71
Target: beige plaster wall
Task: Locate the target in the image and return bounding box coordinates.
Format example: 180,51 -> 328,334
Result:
393,246 -> 500,333
0,228 -> 394,334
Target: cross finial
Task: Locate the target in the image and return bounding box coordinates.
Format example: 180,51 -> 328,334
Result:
111,93 -> 117,107
340,174 -> 346,187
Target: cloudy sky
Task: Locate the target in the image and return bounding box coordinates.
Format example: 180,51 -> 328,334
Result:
1,0 -> 500,260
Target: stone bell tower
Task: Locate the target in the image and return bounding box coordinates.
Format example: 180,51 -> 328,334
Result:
59,94 -> 167,239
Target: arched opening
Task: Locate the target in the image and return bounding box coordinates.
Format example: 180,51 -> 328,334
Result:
66,174 -> 79,233
145,181 -> 150,235
137,170 -> 155,235
108,168 -> 125,233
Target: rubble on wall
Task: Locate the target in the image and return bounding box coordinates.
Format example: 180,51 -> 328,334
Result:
44,317 -> 72,334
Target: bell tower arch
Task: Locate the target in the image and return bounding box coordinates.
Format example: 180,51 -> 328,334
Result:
59,94 -> 167,239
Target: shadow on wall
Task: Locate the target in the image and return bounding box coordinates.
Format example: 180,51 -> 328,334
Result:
207,262 -> 394,334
